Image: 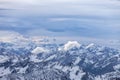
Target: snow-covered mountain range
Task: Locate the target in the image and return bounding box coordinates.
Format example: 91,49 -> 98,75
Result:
0,37 -> 120,80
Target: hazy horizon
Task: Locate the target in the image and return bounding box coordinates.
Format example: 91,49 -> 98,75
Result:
0,0 -> 120,40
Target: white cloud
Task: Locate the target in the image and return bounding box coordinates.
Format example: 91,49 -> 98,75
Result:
0,30 -> 18,37
48,18 -> 71,22
64,41 -> 81,51
1,0 -> 120,16
0,31 -> 27,43
0,0 -> 120,39
1,0 -> 120,20
31,47 -> 49,55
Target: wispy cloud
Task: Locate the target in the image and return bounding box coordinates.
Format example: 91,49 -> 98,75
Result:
0,0 -> 120,39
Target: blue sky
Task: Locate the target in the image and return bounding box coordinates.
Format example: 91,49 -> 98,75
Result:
0,0 -> 120,39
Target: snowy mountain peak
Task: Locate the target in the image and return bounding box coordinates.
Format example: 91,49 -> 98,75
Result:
0,55 -> 9,64
0,39 -> 120,80
85,43 -> 95,49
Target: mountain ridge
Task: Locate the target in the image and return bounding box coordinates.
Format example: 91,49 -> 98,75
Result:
0,40 -> 120,80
